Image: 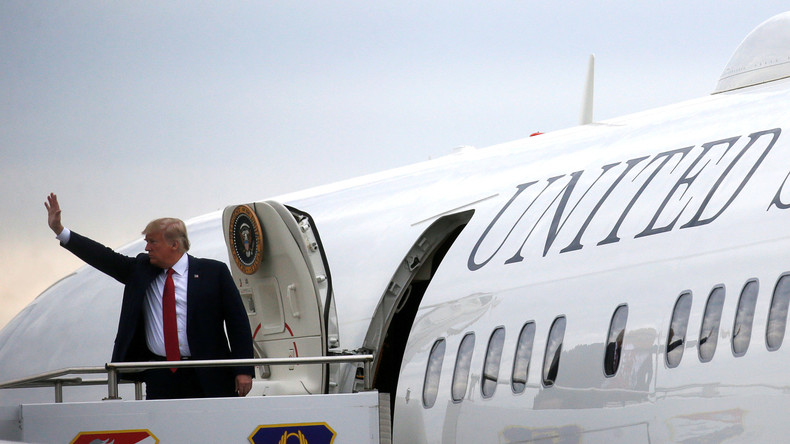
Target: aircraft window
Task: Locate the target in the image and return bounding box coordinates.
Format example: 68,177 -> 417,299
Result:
732,279 -> 759,357
666,292 -> 692,368
451,333 -> 475,402
767,274 -> 790,351
542,316 -> 566,387
698,286 -> 725,363
423,338 -> 445,408
604,304 -> 628,377
481,327 -> 505,398
512,321 -> 536,394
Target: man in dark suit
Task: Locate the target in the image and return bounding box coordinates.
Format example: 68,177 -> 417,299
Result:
45,193 -> 254,399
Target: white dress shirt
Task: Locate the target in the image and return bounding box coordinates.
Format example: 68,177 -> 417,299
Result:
144,253 -> 191,358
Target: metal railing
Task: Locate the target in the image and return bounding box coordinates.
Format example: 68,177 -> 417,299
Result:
0,355 -> 374,403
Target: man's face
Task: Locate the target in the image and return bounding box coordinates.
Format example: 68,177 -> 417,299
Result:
145,230 -> 180,269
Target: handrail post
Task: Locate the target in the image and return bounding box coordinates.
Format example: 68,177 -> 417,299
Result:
54,380 -> 63,403
135,381 -> 143,400
105,366 -> 121,400
364,359 -> 373,391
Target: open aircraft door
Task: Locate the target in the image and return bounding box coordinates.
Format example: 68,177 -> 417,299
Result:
222,201 -> 336,395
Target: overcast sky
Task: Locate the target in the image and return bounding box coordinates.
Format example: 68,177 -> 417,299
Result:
2,2 -> 789,330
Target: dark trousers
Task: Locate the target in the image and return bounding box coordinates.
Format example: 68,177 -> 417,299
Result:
144,367 -> 205,400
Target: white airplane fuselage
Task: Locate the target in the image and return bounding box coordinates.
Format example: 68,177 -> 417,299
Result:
4,11 -> 790,444
388,80 -> 790,442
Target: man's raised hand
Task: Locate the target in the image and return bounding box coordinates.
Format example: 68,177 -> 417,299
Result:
45,193 -> 64,235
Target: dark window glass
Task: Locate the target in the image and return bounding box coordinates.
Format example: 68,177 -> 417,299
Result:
423,338 -> 445,408
604,305 -> 628,377
451,333 -> 475,402
512,322 -> 536,394
481,327 -> 506,398
542,316 -> 566,387
698,286 -> 725,362
666,292 -> 692,368
733,279 -> 759,357
767,274 -> 790,351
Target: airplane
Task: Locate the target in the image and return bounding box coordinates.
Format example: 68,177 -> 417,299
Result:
2,9 -> 790,443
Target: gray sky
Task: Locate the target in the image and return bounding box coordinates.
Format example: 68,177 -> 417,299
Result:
2,2 -> 789,330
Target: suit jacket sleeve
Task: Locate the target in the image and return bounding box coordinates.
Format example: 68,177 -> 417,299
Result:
60,231 -> 155,366
61,231 -> 137,284
218,264 -> 255,377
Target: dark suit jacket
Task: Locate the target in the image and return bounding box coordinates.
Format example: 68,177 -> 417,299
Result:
62,231 -> 254,397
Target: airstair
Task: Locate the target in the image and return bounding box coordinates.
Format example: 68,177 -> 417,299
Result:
0,355 -> 391,443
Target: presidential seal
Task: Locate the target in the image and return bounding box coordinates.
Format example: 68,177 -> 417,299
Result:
229,205 -> 264,275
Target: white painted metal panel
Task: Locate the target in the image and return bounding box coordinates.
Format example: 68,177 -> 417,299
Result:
22,392 -> 382,443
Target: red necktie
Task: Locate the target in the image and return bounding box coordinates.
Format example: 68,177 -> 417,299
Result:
163,268 -> 180,372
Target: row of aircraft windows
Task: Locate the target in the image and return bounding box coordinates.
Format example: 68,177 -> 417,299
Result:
422,273 -> 790,408
667,274 -> 790,367
422,305 -> 627,408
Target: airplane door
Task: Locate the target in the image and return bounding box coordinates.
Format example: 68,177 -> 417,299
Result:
222,201 -> 334,395
362,210 -> 474,402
